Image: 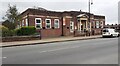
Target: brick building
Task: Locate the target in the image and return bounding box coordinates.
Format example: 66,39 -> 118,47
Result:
104,24 -> 120,32
19,8 -> 105,38
104,24 -> 120,29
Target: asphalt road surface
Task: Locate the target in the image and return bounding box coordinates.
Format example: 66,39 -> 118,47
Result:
2,38 -> 118,64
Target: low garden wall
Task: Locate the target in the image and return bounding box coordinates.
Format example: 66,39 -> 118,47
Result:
2,36 -> 40,42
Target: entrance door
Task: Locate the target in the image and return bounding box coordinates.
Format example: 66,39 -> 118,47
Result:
81,25 -> 83,31
81,20 -> 86,32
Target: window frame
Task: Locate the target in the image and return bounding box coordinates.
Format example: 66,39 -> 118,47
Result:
22,20 -> 24,26
54,19 -> 59,28
96,21 -> 100,28
25,18 -> 28,26
45,19 -> 51,29
92,21 -> 95,28
35,18 -> 42,29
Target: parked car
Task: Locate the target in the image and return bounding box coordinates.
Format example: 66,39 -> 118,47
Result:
102,28 -> 119,37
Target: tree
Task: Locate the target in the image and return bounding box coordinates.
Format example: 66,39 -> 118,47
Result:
2,20 -> 16,30
2,4 -> 20,30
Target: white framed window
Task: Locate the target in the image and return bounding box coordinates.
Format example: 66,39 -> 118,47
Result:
22,20 -> 24,26
35,18 -> 42,29
54,19 -> 59,28
25,18 -> 28,26
45,19 -> 51,29
70,21 -> 74,32
96,21 -> 99,28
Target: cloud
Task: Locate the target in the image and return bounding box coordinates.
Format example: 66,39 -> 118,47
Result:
0,0 -> 120,24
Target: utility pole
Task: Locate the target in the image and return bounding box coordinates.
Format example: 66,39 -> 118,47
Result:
88,0 -> 93,36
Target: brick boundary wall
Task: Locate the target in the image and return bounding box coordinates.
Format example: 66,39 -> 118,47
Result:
1,36 -> 40,42
1,34 -> 102,42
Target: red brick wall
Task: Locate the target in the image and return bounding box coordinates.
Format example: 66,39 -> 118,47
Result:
28,16 -> 62,38
63,18 -> 72,36
91,16 -> 105,35
28,16 -> 35,26
41,29 -> 62,38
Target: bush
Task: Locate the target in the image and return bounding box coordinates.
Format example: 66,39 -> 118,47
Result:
16,26 -> 36,36
0,25 -> 16,37
8,30 -> 16,36
0,26 -> 36,37
0,26 -> 8,37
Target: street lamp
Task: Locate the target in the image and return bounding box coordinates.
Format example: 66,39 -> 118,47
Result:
88,0 -> 93,36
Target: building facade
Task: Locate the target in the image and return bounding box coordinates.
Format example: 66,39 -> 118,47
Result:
104,24 -> 120,29
20,8 -> 105,38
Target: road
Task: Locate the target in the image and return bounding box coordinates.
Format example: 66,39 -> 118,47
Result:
2,38 -> 118,64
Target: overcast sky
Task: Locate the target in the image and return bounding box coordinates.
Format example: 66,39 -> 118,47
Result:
0,0 -> 120,24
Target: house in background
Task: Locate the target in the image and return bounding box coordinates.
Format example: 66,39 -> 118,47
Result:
19,7 -> 105,38
104,24 -> 120,33
104,24 -> 120,29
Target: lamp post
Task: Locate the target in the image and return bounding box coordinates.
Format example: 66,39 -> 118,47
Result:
88,0 -> 93,36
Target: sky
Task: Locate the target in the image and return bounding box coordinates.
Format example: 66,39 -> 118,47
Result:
0,0 -> 120,25
118,1 -> 120,24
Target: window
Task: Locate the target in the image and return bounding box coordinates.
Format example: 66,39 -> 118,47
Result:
54,19 -> 59,28
91,21 -> 94,28
35,18 -> 42,29
22,20 -> 24,26
45,19 -> 51,29
25,18 -> 28,26
93,21 -> 95,28
101,21 -> 103,28
103,30 -> 108,32
96,21 -> 99,28
70,21 -> 74,32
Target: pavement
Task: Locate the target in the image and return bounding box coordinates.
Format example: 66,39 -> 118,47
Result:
2,37 -> 118,64
0,35 -> 102,47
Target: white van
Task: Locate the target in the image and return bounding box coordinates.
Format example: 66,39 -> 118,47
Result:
102,28 -> 119,37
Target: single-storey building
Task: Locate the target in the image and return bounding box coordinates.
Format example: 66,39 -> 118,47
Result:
19,7 -> 105,38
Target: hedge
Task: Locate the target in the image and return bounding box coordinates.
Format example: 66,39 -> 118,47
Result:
0,25 -> 16,37
0,26 -> 9,37
16,26 -> 36,36
1,26 -> 36,37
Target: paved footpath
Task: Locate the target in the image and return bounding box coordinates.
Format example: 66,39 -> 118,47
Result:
0,35 -> 101,47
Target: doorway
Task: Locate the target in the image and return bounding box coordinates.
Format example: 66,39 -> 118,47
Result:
81,20 -> 87,32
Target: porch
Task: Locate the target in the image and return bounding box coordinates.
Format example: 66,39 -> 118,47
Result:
75,14 -> 91,36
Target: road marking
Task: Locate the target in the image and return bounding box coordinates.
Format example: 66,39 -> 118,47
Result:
38,39 -> 117,54
2,57 -> 7,59
0,57 -> 7,59
39,46 -> 80,53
